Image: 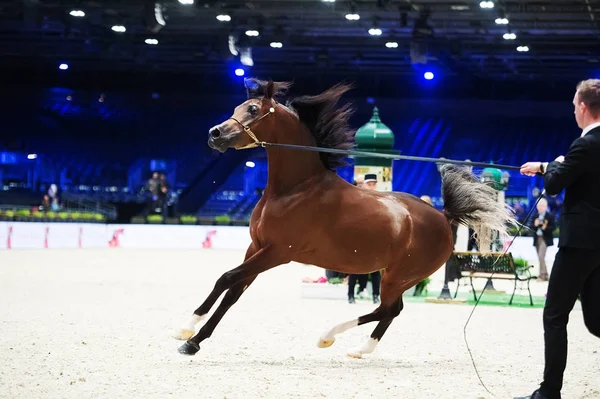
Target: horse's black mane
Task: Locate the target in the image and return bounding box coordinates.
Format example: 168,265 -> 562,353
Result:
244,78 -> 355,170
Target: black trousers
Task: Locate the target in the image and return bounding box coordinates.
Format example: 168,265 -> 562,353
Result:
540,246 -> 600,397
348,271 -> 381,298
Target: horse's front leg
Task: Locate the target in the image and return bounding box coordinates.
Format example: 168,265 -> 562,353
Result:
173,244 -> 284,346
178,275 -> 256,355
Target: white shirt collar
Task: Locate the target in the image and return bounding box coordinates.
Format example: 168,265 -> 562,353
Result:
581,122 -> 600,137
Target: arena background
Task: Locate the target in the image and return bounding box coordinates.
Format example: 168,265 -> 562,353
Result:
1,1 -> 599,399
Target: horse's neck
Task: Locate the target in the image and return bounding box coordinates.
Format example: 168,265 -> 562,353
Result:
265,125 -> 325,195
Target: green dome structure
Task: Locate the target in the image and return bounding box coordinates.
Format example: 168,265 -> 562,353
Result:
481,166 -> 510,191
354,107 -> 397,167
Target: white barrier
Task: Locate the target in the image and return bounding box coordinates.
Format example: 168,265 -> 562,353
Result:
0,221 -> 558,269
0,222 -> 251,251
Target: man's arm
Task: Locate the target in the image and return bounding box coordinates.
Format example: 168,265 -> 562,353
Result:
543,138 -> 590,196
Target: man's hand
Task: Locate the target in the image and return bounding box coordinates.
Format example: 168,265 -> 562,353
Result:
520,161 -> 542,176
555,155 -> 565,163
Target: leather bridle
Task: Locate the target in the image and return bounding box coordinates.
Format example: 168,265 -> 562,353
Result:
226,99 -> 277,149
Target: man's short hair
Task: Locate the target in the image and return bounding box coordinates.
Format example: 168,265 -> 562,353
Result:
576,79 -> 600,117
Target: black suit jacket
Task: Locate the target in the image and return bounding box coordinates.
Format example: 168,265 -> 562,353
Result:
530,211 -> 556,247
543,126 -> 600,249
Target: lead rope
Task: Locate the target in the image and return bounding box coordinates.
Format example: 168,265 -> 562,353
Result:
463,189 -> 547,397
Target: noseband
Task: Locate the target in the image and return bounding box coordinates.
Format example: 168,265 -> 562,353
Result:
226,99 -> 277,150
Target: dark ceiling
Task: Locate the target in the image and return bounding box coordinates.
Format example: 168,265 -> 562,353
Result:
1,0 -> 599,94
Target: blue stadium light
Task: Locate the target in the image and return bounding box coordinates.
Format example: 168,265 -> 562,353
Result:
27,154 -> 37,160
235,68 -> 245,77
424,71 -> 434,80
245,161 -> 256,168
59,63 -> 69,70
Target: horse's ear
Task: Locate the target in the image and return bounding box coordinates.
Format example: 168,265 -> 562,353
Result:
266,80 -> 275,99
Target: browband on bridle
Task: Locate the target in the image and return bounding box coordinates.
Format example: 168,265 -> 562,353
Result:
227,99 -> 277,149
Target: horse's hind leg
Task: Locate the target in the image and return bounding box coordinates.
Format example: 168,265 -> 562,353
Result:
347,297 -> 403,358
317,306 -> 386,348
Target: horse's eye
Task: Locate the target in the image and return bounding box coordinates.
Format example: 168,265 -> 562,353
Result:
248,105 -> 259,116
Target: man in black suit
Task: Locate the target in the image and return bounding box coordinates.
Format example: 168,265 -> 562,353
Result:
529,197 -> 556,281
517,79 -> 600,399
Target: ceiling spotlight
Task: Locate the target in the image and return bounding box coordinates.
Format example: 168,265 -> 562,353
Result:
503,32 -> 516,40
322,0 -> 335,2
385,41 -> 398,48
368,28 -> 382,36
345,13 -> 360,21
270,42 -> 283,48
69,10 -> 85,17
178,0 -> 194,4
111,25 -> 126,33
59,63 -> 69,70
27,154 -> 37,160
216,14 -> 231,22
245,30 -> 259,37
145,38 -> 158,45
235,68 -> 245,77
495,18 -> 509,24
517,45 -> 529,52
245,161 -> 256,168
424,71 -> 434,80
479,1 -> 494,9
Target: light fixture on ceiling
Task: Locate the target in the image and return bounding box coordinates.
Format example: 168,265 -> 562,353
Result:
495,17 -> 509,24
145,38 -> 159,45
111,25 -> 126,33
345,13 -> 360,20
270,42 -> 283,48
216,14 -> 231,22
245,30 -> 259,37
385,41 -> 398,48
368,28 -> 382,36
69,10 -> 85,17
479,1 -> 494,9
503,32 -> 516,40
178,0 -> 194,4
517,45 -> 529,52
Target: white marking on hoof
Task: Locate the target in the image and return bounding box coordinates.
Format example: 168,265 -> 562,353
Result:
173,329 -> 195,341
317,319 -> 358,349
173,314 -> 205,340
347,348 -> 364,359
347,338 -> 379,359
317,338 -> 335,348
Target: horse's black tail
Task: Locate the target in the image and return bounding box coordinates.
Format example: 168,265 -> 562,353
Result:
439,164 -> 517,251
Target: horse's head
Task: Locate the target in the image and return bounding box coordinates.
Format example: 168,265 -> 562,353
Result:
208,78 -> 292,152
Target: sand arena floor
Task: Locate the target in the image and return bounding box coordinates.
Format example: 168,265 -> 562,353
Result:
0,249 -> 598,399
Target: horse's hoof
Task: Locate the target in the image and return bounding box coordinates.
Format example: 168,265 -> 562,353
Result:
178,341 -> 200,356
317,338 -> 335,348
173,329 -> 195,341
346,349 -> 363,359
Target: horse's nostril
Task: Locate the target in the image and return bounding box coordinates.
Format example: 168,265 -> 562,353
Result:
210,127 -> 221,139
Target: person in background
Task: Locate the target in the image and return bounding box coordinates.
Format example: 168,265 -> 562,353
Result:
347,173 -> 381,304
51,197 -> 61,212
39,195 -> 50,212
158,173 -> 169,218
143,172 -> 159,216
517,78 -> 600,399
530,197 -> 555,281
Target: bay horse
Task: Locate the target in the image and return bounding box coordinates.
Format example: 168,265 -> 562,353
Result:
174,78 -> 515,358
